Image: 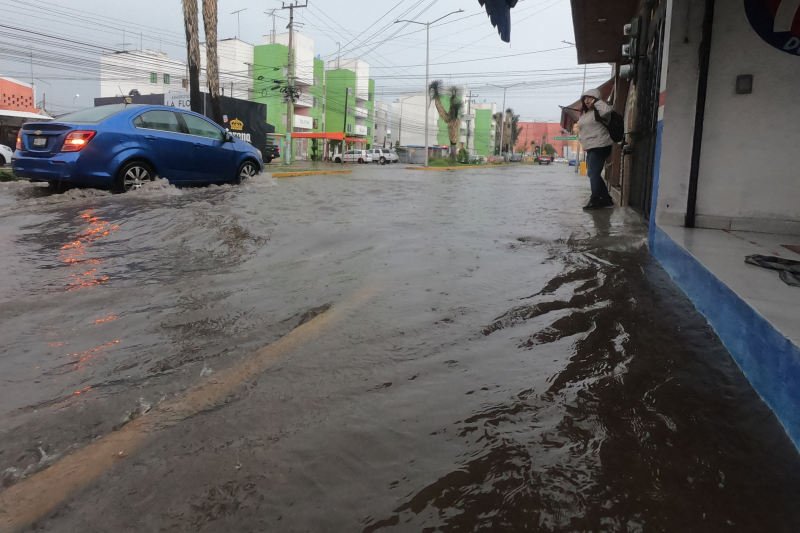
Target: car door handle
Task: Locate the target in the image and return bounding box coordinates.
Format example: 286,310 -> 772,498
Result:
193,143 -> 203,147
144,135 -> 156,140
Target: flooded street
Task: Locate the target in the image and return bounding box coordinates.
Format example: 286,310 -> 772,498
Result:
1,164 -> 798,531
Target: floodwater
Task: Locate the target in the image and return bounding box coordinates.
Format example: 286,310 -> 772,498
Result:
0,164 -> 798,532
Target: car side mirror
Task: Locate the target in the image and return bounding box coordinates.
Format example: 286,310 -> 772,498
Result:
225,132 -> 234,142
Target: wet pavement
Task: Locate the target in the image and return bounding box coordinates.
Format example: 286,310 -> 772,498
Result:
1,164 -> 799,532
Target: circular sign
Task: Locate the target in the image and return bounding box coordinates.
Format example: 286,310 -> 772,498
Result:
744,0 -> 800,55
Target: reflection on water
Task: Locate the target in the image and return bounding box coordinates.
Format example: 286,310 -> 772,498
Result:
59,210 -> 118,291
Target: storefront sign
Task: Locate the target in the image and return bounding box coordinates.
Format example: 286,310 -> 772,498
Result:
744,0 -> 800,55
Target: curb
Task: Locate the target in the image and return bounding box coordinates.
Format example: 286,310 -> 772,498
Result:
272,170 -> 353,178
404,165 -> 481,171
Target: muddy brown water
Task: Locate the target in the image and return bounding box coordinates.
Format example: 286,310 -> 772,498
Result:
0,165 -> 798,532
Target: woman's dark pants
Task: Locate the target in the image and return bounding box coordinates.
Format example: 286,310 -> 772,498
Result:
586,145 -> 612,201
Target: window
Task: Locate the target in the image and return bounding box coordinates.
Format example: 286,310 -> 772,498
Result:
150,72 -> 157,84
56,104 -> 128,124
181,113 -> 224,140
134,110 -> 182,133
163,73 -> 171,85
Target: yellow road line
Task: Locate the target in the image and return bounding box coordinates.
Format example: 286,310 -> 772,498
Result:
272,170 -> 352,178
0,284 -> 376,532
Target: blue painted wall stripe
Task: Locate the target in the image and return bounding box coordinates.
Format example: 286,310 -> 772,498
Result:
651,225 -> 800,450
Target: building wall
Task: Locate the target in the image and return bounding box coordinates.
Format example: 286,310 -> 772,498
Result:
99,50 -> 186,98
201,39 -> 254,100
473,105 -> 496,156
274,33 -> 314,86
0,77 -> 36,112
325,68 -> 356,136
656,0 -> 800,233
514,122 -> 567,154
310,57 -> 325,132
252,43 -> 288,134
389,94 -> 438,147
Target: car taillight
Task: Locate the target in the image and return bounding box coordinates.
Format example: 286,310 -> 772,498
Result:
61,130 -> 96,152
16,134 -> 22,150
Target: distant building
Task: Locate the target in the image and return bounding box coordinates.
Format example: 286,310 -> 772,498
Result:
515,122 -> 570,157
99,50 -> 186,98
471,102 -> 497,157
0,77 -> 51,148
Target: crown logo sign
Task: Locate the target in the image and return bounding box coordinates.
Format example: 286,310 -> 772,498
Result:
230,118 -> 244,131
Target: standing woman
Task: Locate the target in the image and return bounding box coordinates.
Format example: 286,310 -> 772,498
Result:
577,88 -> 614,209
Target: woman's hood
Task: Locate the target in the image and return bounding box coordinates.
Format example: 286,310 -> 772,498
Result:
581,88 -> 602,99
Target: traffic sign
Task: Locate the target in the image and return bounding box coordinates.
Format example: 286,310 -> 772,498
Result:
554,136 -> 578,140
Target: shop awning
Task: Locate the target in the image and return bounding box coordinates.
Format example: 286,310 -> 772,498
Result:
291,131 -> 345,140
570,0 -> 638,64
0,109 -> 52,121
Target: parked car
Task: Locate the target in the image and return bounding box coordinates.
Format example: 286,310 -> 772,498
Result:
332,149 -> 372,164
12,104 -> 263,192
508,153 -> 523,162
553,157 -> 568,163
367,148 -> 398,165
0,144 -> 12,166
263,143 -> 280,163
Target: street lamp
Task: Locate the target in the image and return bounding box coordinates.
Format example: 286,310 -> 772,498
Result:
397,94 -> 415,147
395,9 -> 463,167
488,82 -> 524,158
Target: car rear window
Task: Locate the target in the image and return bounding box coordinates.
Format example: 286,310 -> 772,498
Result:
55,104 -> 128,123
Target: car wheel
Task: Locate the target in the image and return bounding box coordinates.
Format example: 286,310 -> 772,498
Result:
379,157 -> 386,165
358,158 -> 364,163
116,160 -> 155,192
0,155 -> 5,166
265,157 -> 272,164
235,160 -> 259,184
47,180 -> 67,193
334,157 -> 342,163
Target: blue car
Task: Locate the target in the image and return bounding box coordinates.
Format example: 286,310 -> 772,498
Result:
13,104 -> 263,192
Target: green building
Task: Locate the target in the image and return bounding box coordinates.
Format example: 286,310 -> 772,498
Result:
472,105 -> 497,157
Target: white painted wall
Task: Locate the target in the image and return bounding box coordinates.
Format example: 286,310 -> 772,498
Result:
656,0 -> 800,233
338,59 -> 370,100
655,0 -> 704,227
275,32 -> 314,86
389,93 -> 439,147
99,50 -> 186,98
695,1 -> 800,232
200,39 -> 254,100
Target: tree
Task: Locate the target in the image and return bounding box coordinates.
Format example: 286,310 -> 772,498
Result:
202,0 -> 222,123
429,80 -> 464,161
543,143 -> 557,156
493,108 -> 520,154
181,0 -> 202,113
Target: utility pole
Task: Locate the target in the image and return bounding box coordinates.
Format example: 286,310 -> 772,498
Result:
465,90 -> 476,155
395,9 -> 463,167
342,87 -> 349,157
489,82 -> 524,157
280,1 -> 308,165
336,41 -> 341,69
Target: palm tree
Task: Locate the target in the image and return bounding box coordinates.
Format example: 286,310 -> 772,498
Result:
181,0 -> 202,113
202,0 -> 222,123
429,80 -> 464,161
493,108 -> 520,154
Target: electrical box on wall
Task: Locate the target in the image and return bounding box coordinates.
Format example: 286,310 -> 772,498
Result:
735,74 -> 753,94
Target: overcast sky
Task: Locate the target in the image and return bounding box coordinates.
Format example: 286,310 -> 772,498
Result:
0,0 -> 612,121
